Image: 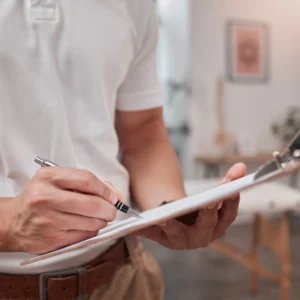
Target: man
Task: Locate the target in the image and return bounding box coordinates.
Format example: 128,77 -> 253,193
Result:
0,1 -> 246,299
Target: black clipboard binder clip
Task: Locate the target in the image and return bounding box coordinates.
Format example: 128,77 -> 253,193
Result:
254,129 -> 300,181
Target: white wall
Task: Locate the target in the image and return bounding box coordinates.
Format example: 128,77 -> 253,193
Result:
157,0 -> 191,130
189,0 -> 300,157
157,0 -> 191,83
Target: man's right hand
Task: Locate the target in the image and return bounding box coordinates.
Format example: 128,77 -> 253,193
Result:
1,167 -> 119,254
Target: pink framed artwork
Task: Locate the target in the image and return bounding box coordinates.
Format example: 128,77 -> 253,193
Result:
226,20 -> 270,83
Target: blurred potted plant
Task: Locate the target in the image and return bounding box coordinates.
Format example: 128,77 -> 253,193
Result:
271,106 -> 300,145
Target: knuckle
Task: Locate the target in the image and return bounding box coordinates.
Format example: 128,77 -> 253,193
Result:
81,170 -> 97,186
28,185 -> 53,207
85,200 -> 117,222
35,167 -> 54,180
86,201 -> 102,215
29,189 -> 45,207
36,217 -> 52,227
90,219 -> 107,231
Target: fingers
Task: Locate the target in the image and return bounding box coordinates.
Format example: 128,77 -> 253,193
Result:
35,167 -> 118,205
190,163 -> 245,244
56,230 -> 100,252
186,208 -> 218,249
161,220 -> 183,238
103,181 -> 124,201
221,162 -> 247,184
52,190 -> 118,222
216,162 -> 246,211
54,212 -> 108,232
213,197 -> 239,239
27,229 -> 100,255
160,220 -> 189,249
139,220 -> 189,250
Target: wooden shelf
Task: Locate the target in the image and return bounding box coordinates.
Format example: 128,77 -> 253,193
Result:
194,153 -> 273,165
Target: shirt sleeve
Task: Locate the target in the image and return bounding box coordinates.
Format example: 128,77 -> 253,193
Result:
116,3 -> 164,111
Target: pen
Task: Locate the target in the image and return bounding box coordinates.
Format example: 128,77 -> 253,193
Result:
34,156 -> 143,219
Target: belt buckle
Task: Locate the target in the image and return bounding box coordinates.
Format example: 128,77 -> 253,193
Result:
39,267 -> 86,300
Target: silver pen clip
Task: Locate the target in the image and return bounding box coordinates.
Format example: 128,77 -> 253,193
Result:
254,129 -> 300,181
35,156 -> 58,167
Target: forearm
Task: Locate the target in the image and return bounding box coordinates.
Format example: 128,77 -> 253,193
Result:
122,139 -> 186,211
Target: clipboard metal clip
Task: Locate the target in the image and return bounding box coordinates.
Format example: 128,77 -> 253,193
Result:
254,129 -> 300,181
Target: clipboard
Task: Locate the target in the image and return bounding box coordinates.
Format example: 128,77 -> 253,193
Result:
20,130 -> 300,266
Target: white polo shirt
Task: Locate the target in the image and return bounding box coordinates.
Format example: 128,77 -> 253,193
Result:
0,0 -> 163,274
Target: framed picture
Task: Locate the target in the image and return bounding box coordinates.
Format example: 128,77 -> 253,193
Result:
226,20 -> 270,83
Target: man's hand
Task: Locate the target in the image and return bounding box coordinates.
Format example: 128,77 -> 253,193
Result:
1,167 -> 119,254
136,163 -> 246,250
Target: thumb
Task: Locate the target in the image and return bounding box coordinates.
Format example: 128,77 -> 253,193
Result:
220,162 -> 247,184
216,162 -> 247,209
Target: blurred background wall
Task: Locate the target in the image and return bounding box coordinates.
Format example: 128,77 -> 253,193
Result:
189,0 -> 300,156
157,0 -> 300,180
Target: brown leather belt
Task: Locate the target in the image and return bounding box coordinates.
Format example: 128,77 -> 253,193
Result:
0,238 -> 129,300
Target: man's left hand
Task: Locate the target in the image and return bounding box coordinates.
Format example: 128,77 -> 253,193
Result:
136,163 -> 246,250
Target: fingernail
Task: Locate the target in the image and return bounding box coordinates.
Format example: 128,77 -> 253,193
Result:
228,165 -> 240,180
214,231 -> 226,239
217,202 -> 223,210
158,222 -> 168,227
109,191 -> 118,204
224,178 -> 231,183
207,204 -> 216,210
206,202 -> 217,210
226,167 -> 239,182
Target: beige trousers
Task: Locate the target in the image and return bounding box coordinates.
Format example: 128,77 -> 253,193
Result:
89,236 -> 165,300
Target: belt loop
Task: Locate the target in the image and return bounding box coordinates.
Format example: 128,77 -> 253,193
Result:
124,235 -> 144,267
77,267 -> 88,300
39,267 -> 88,300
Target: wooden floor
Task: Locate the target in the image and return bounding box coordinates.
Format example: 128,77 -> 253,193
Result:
142,215 -> 300,300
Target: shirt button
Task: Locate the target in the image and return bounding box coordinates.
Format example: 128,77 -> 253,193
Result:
29,0 -> 58,22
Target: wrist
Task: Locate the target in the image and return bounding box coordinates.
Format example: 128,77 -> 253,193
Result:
0,197 -> 19,252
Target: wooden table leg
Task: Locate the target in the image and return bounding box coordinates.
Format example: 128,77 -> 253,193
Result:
250,214 -> 261,294
280,212 -> 290,300
212,211 -> 291,300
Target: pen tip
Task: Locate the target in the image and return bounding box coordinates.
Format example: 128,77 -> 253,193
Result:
128,208 -> 143,219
